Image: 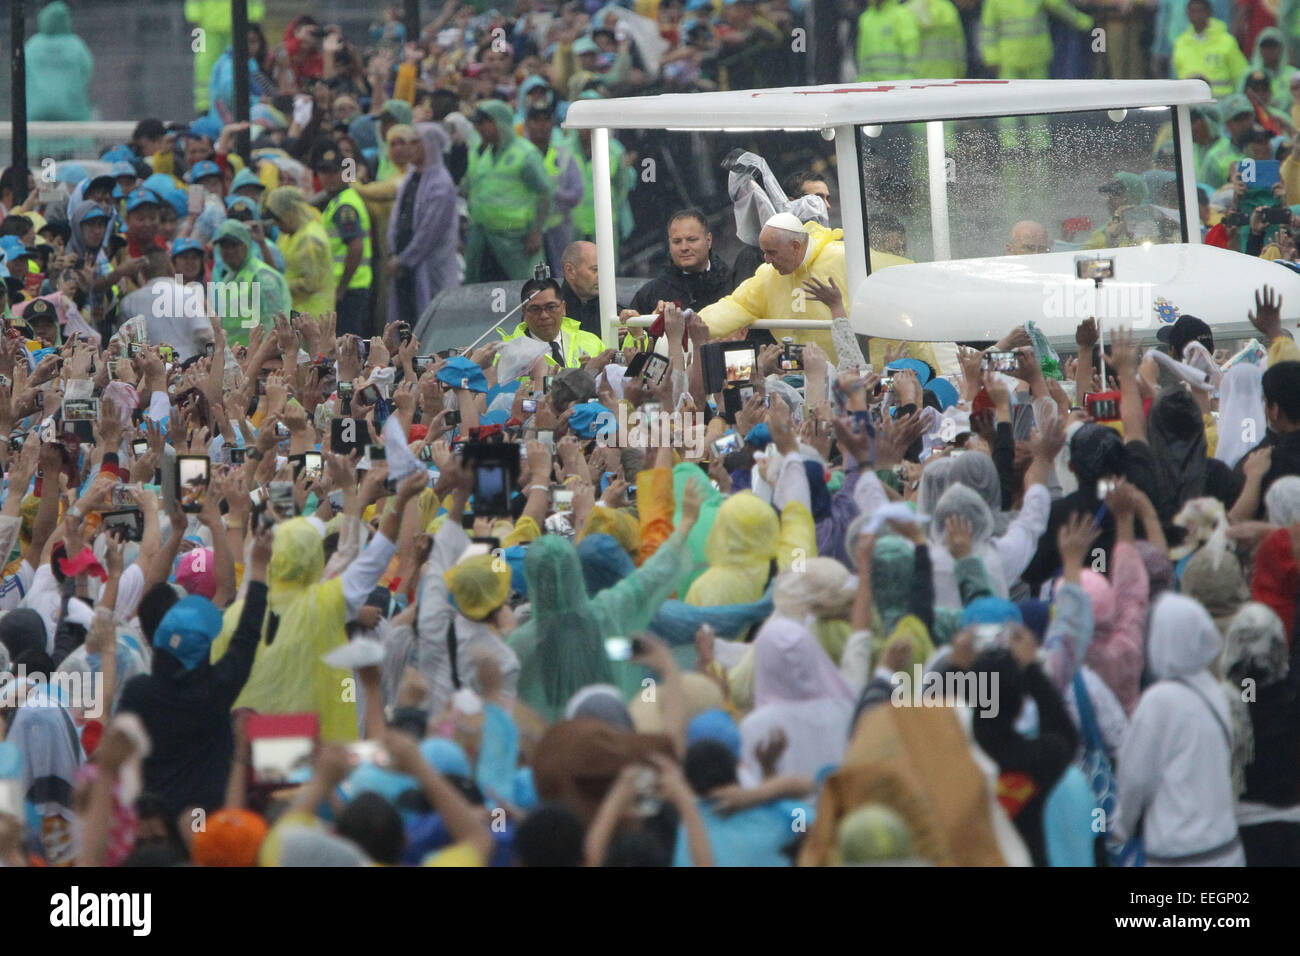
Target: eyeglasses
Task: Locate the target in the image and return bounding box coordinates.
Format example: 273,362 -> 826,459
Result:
524,302 -> 564,317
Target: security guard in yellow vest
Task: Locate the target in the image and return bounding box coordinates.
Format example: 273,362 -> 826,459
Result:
497,276 -> 605,368
314,147 -> 373,338
466,100 -> 553,283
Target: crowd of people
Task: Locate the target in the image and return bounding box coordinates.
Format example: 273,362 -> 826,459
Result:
0,0 -> 1298,869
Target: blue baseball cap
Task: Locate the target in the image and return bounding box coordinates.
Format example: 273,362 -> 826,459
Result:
744,423 -> 771,447
419,738 -> 471,778
567,400 -> 613,439
0,237 -> 35,261
479,408 -> 511,427
110,161 -> 138,180
686,0 -> 714,10
124,187 -> 162,212
80,205 -> 110,223
171,237 -> 203,257
186,160 -> 222,184
225,194 -> 259,215
960,597 -> 1024,629
230,169 -> 266,193
925,377 -> 959,410
687,709 -> 742,758
436,356 -> 488,393
883,357 -> 933,386
153,595 -> 224,671
186,116 -> 223,141
142,173 -> 189,218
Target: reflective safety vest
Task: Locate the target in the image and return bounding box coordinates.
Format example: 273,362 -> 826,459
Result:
913,0 -> 967,78
856,0 -> 920,81
1172,19 -> 1250,97
980,0 -> 1092,74
467,136 -> 542,233
323,187 -> 373,291
572,137 -> 627,239
498,316 -> 607,367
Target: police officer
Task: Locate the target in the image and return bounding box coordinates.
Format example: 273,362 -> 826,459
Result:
314,146 -> 374,338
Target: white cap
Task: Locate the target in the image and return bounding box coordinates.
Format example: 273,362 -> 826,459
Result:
763,211 -> 805,234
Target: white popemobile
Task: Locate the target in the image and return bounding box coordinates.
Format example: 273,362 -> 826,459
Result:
564,78 -> 1300,349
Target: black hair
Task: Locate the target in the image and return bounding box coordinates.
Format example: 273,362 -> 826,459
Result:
120,843 -> 188,867
1263,361 -> 1300,425
0,216 -> 32,238
784,169 -> 822,198
135,792 -> 186,853
138,582 -> 181,643
514,803 -> 585,866
132,118 -> 167,145
520,277 -> 562,303
335,792 -> 405,865
683,739 -> 739,796
668,207 -> 710,233
0,167 -> 28,201
602,829 -> 671,867
1186,0 -> 1210,9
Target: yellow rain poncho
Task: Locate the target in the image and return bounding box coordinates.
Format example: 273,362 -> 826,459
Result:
209,518 -> 357,741
267,187 -> 336,318
445,554 -> 511,621
684,491 -> 815,608
579,506 -> 641,562
701,221 -> 846,358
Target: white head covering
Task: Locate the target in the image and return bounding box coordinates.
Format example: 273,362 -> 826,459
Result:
1265,475 -> 1300,526
772,558 -> 855,620
601,364 -> 627,400
764,211 -> 806,235
1214,363 -> 1266,469
1147,592 -> 1223,680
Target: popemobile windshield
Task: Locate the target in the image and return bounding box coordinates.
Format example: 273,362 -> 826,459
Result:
565,78 -> 1300,350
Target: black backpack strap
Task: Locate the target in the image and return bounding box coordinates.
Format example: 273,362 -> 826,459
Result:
446,617 -> 461,691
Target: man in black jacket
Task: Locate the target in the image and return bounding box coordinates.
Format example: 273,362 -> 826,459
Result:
560,240 -> 604,338
119,526 -> 273,822
625,209 -> 733,317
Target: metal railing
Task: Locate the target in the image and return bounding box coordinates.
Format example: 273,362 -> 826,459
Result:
618,317 -> 834,330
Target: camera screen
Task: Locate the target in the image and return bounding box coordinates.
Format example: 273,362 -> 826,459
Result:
724,347 -> 756,384
474,465 -> 508,513
177,456 -> 210,512
983,351 -> 1019,374
712,431 -> 742,456
643,353 -> 670,387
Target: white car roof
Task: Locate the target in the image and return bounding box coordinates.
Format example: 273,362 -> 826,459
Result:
563,79 -> 1214,131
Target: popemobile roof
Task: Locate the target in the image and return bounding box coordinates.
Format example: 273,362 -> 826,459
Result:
563,79 -> 1215,131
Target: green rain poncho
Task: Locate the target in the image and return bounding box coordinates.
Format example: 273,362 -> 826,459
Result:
1248,27 -> 1299,111
507,529 -> 694,722
26,2 -> 93,122
463,99 -> 552,282
210,219 -> 292,345
868,534 -> 996,667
